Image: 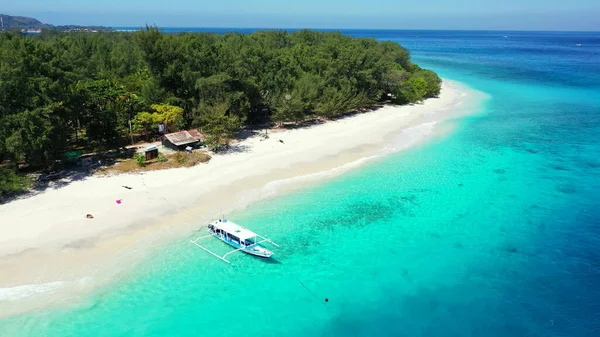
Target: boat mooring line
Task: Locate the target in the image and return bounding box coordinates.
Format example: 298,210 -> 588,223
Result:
292,276 -> 357,337
297,280 -> 323,302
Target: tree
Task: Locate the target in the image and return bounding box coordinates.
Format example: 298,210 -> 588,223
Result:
394,76 -> 429,104
195,73 -> 249,123
150,104 -> 184,132
0,164 -> 32,197
272,92 -> 305,124
271,73 -> 320,124
197,102 -> 241,149
3,104 -> 64,166
409,77 -> 429,102
315,84 -> 360,117
132,104 -> 183,137
76,80 -> 126,146
116,92 -> 144,144
381,66 -> 409,98
132,111 -> 155,135
416,70 -> 442,98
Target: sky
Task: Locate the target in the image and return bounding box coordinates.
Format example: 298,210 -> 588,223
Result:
3,0 -> 600,31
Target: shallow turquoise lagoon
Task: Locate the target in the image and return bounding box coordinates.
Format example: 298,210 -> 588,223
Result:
2,30 -> 599,337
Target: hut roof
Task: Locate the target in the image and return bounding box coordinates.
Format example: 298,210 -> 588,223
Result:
163,130 -> 204,146
145,145 -> 158,152
187,129 -> 205,142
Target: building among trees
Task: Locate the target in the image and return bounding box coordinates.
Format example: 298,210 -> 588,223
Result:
161,130 -> 205,151
143,145 -> 159,160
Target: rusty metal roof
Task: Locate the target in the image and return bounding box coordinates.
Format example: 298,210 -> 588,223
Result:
187,129 -> 205,141
163,130 -> 204,146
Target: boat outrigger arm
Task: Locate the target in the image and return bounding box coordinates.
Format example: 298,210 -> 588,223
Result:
190,222 -> 279,264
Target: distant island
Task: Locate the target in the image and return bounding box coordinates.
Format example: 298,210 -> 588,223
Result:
0,14 -> 113,32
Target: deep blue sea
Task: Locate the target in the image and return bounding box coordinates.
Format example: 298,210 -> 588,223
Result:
2,29 -> 600,336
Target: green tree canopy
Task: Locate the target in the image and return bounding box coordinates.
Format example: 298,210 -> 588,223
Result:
197,102 -> 242,148
0,28 -> 441,170
132,104 -> 184,136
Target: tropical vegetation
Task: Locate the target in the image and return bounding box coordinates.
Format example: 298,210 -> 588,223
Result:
0,27 -> 441,196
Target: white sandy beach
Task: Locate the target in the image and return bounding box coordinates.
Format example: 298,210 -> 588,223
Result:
0,80 -> 485,315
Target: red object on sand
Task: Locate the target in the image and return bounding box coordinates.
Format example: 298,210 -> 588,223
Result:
116,199 -> 122,204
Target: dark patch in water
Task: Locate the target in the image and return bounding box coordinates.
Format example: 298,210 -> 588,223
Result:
410,188 -> 431,193
556,184 -> 577,194
290,234 -> 322,255
456,212 -> 468,219
458,183 -> 464,187
312,195 -> 420,231
322,282 -> 537,337
455,242 -> 464,249
584,160 -> 600,169
429,232 -> 441,238
493,169 -> 506,174
549,164 -> 571,171
388,195 -> 419,217
400,194 -> 420,206
525,148 -> 538,154
344,202 -> 393,227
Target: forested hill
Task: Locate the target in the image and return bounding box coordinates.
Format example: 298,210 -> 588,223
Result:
0,14 -> 111,31
0,27 -> 441,195
0,14 -> 50,29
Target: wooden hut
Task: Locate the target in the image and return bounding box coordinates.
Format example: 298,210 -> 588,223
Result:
161,129 -> 204,151
144,145 -> 159,160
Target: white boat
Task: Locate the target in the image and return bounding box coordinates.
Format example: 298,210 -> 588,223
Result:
190,219 -> 279,263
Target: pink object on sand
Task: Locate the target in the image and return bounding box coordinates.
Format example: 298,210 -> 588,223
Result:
116,199 -> 122,204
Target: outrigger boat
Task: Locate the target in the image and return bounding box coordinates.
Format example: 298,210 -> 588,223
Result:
190,219 -> 279,263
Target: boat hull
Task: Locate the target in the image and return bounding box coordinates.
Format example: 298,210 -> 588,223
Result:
242,246 -> 273,258
215,234 -> 274,258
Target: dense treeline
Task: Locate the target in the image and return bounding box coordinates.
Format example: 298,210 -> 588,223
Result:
0,27 -> 440,191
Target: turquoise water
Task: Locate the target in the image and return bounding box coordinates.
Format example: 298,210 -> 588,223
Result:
2,30 -> 600,336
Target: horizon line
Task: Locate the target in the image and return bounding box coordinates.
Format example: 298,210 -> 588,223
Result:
112,26 -> 600,33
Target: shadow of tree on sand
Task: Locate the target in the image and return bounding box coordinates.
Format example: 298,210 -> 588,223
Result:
0,148 -> 137,204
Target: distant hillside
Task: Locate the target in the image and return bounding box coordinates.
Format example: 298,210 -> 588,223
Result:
0,14 -> 112,31
0,14 -> 51,29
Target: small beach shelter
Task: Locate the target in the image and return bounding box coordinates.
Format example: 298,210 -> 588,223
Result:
144,145 -> 159,161
161,129 -> 205,151
79,152 -> 99,167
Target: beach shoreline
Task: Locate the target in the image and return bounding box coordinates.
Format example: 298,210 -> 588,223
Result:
0,79 -> 487,317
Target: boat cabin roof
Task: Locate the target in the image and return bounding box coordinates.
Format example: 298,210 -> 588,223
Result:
213,220 -> 259,240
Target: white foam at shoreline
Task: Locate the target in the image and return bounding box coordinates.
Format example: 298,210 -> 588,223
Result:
230,121 -> 440,211
0,281 -> 65,301
0,277 -> 95,303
